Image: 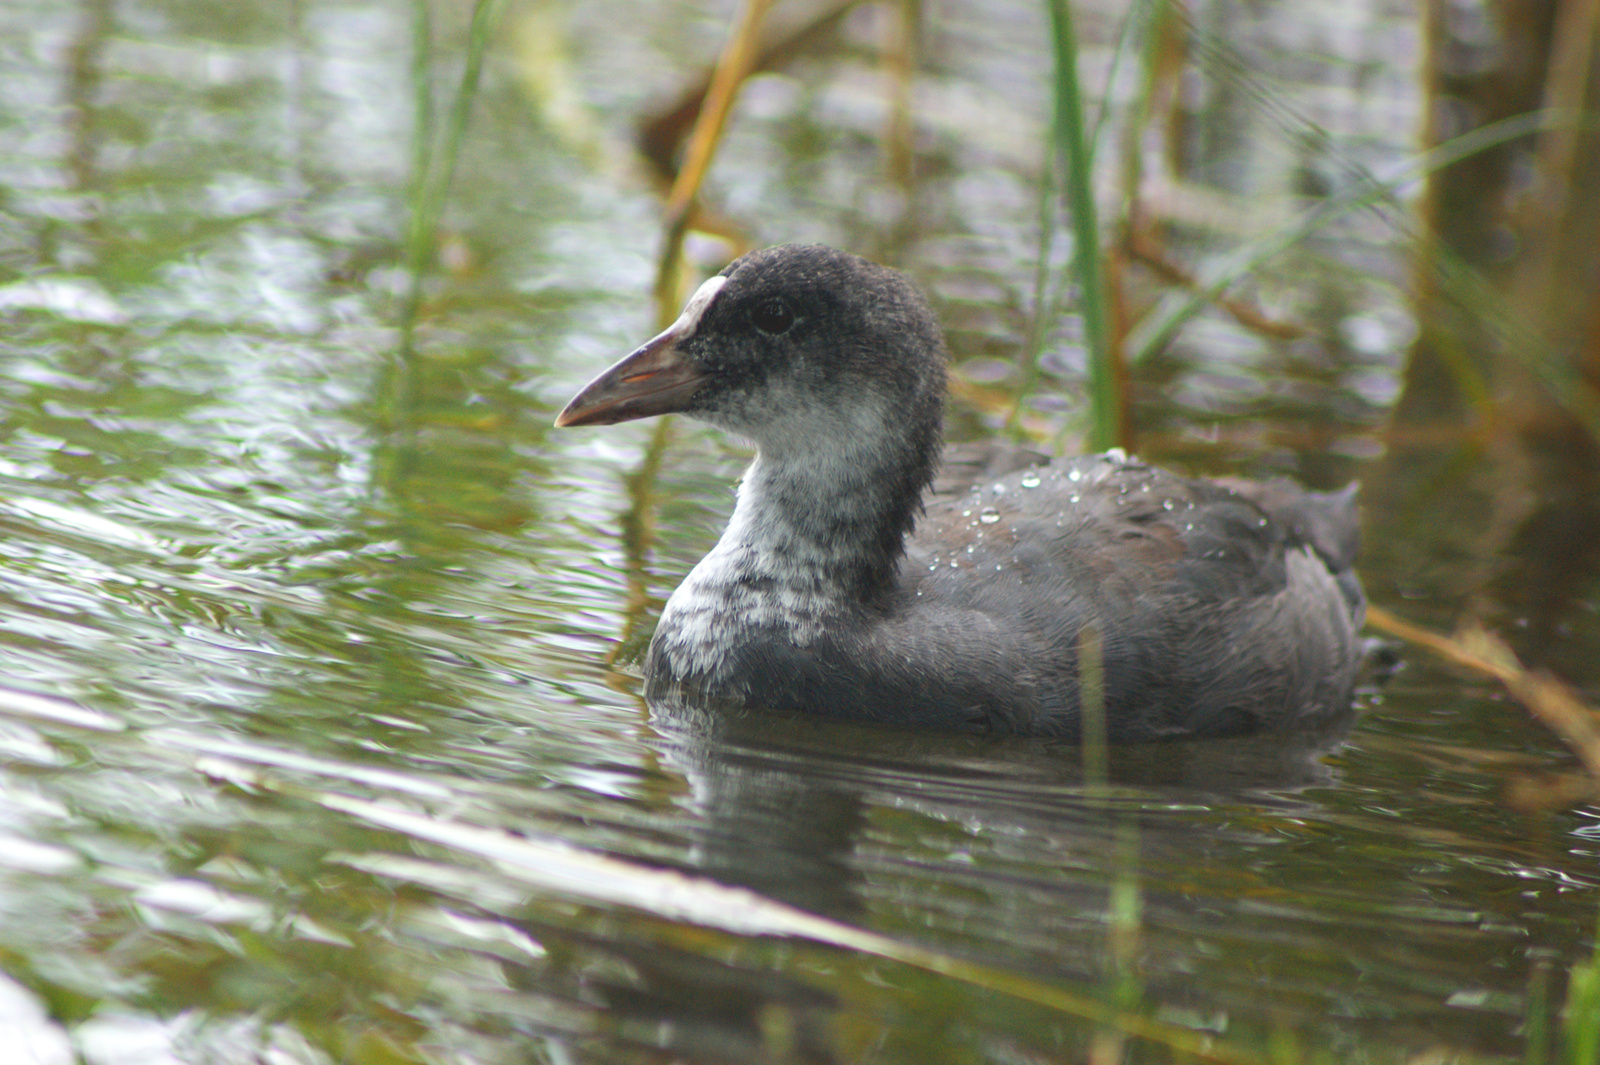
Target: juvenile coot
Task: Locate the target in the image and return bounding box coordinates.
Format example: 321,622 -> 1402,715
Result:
556,244 -> 1364,740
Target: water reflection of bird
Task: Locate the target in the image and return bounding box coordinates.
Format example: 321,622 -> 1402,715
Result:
558,244 -> 1363,741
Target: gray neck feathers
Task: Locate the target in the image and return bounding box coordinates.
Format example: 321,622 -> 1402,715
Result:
651,422 -> 934,684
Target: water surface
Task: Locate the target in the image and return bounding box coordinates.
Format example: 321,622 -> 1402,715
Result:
0,1 -> 1595,1062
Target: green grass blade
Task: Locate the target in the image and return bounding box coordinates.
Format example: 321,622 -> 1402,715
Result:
1046,0 -> 1120,451
1562,909 -> 1600,1065
399,0 -> 507,351
1010,126 -> 1058,439
1014,0 -> 1157,441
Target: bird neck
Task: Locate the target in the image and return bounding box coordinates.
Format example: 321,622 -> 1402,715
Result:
650,431 -> 930,687
724,436 -> 931,602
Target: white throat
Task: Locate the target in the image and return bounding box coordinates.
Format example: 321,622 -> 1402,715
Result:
652,423 -> 907,683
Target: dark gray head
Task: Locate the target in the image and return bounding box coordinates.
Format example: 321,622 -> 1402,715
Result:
557,243 -> 947,458
557,244 -> 951,598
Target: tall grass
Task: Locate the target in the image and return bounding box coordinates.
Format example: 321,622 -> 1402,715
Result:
399,0 -> 507,356
1043,0 -> 1121,452
1558,913 -> 1600,1065
1015,0 -> 1590,461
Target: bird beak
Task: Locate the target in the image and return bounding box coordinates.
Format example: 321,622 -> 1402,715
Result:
555,274 -> 727,428
554,326 -> 705,427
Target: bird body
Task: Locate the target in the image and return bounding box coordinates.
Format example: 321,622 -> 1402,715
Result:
557,244 -> 1363,740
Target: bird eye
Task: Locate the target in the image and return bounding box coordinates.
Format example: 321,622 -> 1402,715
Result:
750,299 -> 794,335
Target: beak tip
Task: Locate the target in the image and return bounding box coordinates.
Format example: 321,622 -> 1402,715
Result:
553,398 -> 616,428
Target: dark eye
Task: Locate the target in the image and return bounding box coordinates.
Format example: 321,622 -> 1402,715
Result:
750,299 -> 794,334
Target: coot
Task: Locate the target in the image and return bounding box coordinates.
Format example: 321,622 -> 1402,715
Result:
557,244 -> 1364,740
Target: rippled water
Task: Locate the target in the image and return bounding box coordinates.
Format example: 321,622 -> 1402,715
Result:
1,1 -> 1596,1062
